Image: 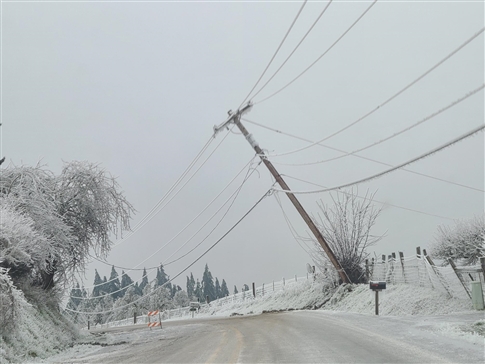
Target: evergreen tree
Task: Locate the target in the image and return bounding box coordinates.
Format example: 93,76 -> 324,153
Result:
120,270 -> 134,297
233,285 -> 238,294
202,264 -> 216,302
243,284 -> 250,292
67,283 -> 82,310
107,266 -> 121,299
103,276 -> 109,292
194,279 -> 202,302
139,267 -> 149,292
156,264 -> 172,292
215,278 -> 221,299
92,269 -> 103,297
221,279 -> 229,297
134,282 -> 142,296
186,275 -> 194,298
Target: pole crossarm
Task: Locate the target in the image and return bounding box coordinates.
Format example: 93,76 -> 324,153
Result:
214,103 -> 350,283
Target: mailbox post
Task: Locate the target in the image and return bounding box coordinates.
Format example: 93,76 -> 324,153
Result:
369,281 -> 386,315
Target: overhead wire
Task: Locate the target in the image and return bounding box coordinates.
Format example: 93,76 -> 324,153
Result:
88,159 -> 255,274
109,135 -> 214,249
243,117 -> 484,192
259,26 -> 485,157
273,191 -> 314,255
239,0 -> 308,108
255,0 -> 378,105
163,159 -> 262,266
281,174 -> 454,221
110,128 -> 233,249
65,188 -> 272,315
271,84 -> 484,166
272,124 -> 484,194
75,155 -> 258,292
249,0 -> 333,102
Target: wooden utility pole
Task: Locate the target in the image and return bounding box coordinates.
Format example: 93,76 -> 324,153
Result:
214,103 -> 350,283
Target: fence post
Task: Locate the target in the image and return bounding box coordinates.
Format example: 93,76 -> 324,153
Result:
134,311 -> 137,324
448,258 -> 472,299
389,254 -> 395,284
295,275 -> 297,282
416,247 -> 422,287
398,252 -> 406,284
365,259 -> 370,282
481,257 -> 485,282
262,283 -> 265,296
252,282 -> 256,298
283,277 -> 285,287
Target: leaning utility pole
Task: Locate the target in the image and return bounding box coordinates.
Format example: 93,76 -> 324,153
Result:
214,103 -> 350,284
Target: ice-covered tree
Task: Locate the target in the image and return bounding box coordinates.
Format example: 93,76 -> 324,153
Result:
139,268 -> 149,292
91,270 -> 104,297
233,285 -> 238,294
0,204 -> 51,284
194,279 -> 202,301
202,264 -> 216,302
431,215 -> 485,265
312,189 -> 383,284
215,278 -> 221,299
107,266 -> 121,300
120,271 -> 134,297
221,279 -> 229,297
173,290 -> 190,307
0,162 -> 134,291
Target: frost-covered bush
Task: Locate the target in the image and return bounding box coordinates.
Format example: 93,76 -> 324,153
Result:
174,290 -> 190,308
0,204 -> 51,283
0,267 -> 25,338
0,161 -> 134,291
431,215 -> 485,265
312,189 -> 384,283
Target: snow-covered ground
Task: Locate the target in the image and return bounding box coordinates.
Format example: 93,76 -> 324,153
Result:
31,280 -> 485,363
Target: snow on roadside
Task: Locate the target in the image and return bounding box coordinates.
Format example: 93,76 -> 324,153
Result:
323,283 -> 473,316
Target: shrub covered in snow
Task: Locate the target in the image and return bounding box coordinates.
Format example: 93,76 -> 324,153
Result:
431,215 -> 485,265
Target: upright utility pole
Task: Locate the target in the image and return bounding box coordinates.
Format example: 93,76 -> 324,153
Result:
214,103 -> 350,284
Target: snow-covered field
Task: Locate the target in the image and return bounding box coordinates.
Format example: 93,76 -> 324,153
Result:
8,280 -> 484,363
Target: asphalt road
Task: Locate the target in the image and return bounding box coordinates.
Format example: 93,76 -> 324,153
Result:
63,311 -> 483,363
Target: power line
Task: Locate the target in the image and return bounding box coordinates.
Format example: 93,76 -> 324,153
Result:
163,159 -> 262,266
65,189 -> 271,315
110,135 -> 214,249
281,174 -> 453,221
260,26 -> 485,157
110,129 -> 232,249
243,117 -> 484,192
272,124 -> 484,195
255,0 -> 378,105
77,155 -> 258,291
272,84 -> 484,166
273,191 -> 314,255
249,0 -> 333,102
239,0 -> 308,107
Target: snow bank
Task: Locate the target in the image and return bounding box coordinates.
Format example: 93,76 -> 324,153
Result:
0,287 -> 81,363
323,283 -> 474,316
196,280 -> 474,318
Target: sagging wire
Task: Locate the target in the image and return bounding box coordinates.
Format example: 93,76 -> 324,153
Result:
65,188 -> 272,315
272,124 -> 485,195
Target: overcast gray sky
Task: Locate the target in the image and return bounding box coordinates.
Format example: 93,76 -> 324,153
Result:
1,0 -> 484,292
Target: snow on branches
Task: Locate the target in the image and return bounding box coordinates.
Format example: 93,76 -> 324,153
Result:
0,161 -> 134,291
431,215 -> 485,266
311,189 -> 384,284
